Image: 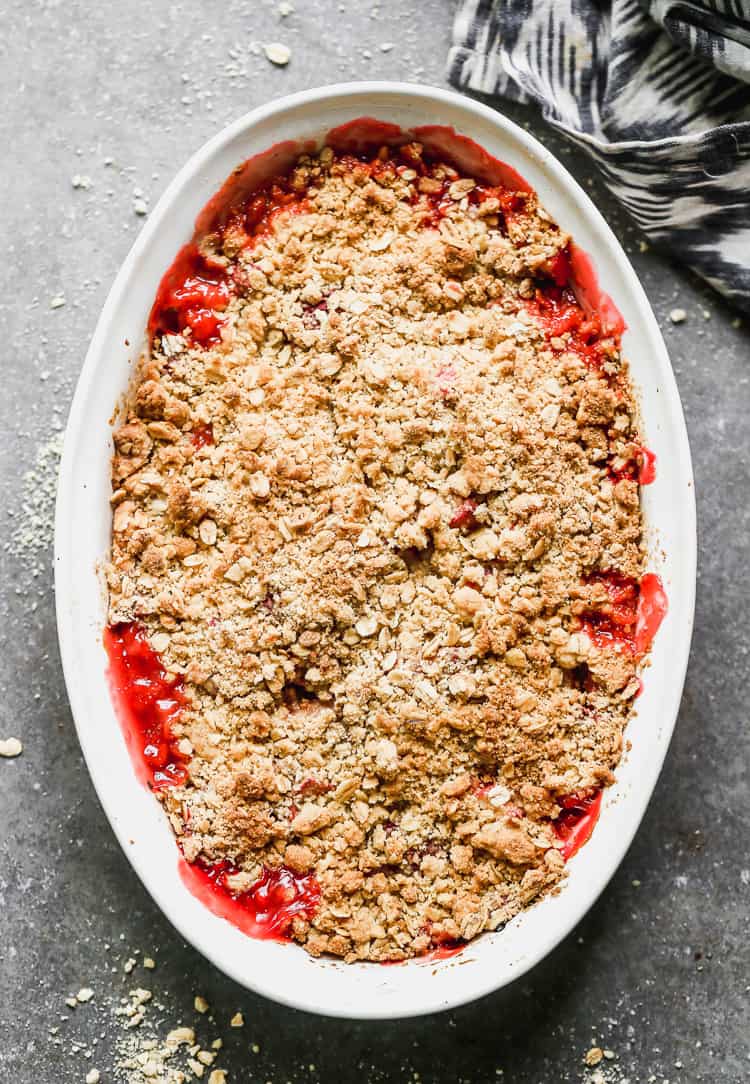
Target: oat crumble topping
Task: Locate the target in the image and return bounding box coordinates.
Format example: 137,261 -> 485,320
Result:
106,140 -> 651,962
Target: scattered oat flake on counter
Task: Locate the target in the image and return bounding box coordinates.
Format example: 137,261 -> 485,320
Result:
77,987 -> 94,1003
166,1027 -> 195,1044
229,1012 -> 244,1027
50,294 -> 66,309
72,174 -> 92,189
194,996 -> 209,1014
113,985 -> 231,1084
669,307 -> 687,323
264,41 -> 291,65
580,1051 -> 632,1084
585,1047 -> 604,1066
133,198 -> 149,216
85,1070 -> 100,1084
0,737 -> 22,757
116,986 -> 152,1030
10,429 -> 64,564
117,1022 -> 222,1083
584,1069 -> 627,1084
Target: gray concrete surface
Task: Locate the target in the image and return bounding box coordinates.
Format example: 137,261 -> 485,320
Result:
1,2 -> 748,1082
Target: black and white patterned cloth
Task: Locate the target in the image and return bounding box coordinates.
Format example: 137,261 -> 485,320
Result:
448,0 -> 750,310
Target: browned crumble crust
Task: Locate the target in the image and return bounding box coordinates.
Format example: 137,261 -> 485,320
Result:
107,145 -> 645,962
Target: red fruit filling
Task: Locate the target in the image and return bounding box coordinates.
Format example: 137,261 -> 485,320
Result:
149,177 -> 310,351
149,244 -> 232,347
553,790 -> 603,861
473,777 -> 496,800
609,444 -> 657,485
544,246 -> 572,286
634,573 -> 669,655
425,938 -> 466,961
416,175 -> 526,231
524,284 -> 610,369
295,776 -> 334,797
381,939 -> 466,966
239,183 -> 309,238
580,571 -> 667,655
104,622 -> 189,789
436,363 -> 457,397
191,423 -> 214,449
179,857 -> 320,941
449,498 -> 479,529
637,447 -> 657,485
417,923 -> 467,961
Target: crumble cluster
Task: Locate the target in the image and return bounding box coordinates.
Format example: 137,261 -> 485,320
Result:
107,144 -> 645,961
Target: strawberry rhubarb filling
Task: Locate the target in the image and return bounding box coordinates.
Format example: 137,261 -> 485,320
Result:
105,134 -> 665,961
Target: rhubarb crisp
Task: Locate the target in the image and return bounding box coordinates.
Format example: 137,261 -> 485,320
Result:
105,136 -> 665,962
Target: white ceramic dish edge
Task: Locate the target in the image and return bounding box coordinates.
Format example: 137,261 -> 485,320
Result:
55,82 -> 696,1020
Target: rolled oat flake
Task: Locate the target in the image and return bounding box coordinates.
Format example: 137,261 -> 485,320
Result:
264,41 -> 291,65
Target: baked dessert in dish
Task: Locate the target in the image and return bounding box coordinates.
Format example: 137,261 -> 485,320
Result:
105,127 -> 667,963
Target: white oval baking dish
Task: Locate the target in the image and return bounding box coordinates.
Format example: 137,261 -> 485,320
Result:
55,82 -> 696,1019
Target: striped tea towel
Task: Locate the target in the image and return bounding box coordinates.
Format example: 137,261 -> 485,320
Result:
448,0 -> 750,311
